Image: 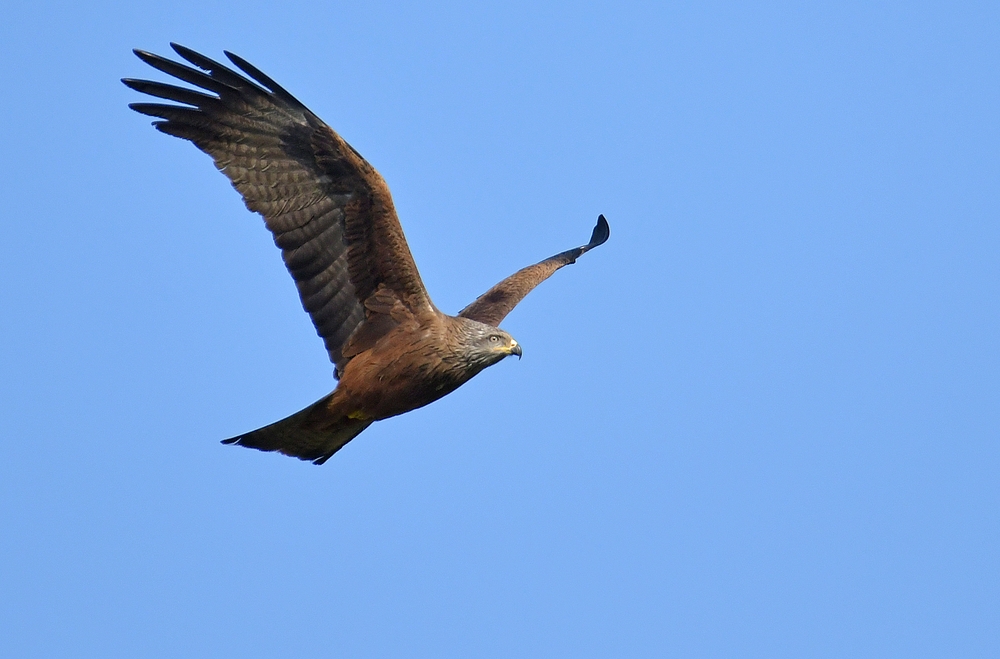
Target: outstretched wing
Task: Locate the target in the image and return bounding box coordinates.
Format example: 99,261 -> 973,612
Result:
458,215 -> 610,327
123,44 -> 433,372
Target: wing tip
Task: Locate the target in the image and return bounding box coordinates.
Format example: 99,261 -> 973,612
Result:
587,214 -> 610,249
169,42 -> 202,66
131,48 -> 156,66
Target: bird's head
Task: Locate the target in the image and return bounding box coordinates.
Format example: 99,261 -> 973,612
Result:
456,318 -> 522,370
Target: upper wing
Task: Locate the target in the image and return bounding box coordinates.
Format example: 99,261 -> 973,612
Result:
458,215 -> 610,327
123,44 -> 433,372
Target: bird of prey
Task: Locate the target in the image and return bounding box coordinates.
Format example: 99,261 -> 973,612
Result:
123,44 -> 610,464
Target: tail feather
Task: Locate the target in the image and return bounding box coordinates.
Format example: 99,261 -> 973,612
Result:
222,394 -> 372,465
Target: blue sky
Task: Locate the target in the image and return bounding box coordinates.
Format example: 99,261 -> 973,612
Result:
1,1 -> 998,657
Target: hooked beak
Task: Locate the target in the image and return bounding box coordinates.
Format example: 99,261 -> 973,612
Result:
510,340 -> 522,359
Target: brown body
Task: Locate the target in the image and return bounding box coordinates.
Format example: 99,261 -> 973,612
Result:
125,44 -> 608,464
331,314 -> 474,422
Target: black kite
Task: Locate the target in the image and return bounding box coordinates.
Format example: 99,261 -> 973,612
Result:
124,44 -> 610,464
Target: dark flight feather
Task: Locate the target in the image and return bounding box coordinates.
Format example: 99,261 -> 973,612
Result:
124,44 -> 432,372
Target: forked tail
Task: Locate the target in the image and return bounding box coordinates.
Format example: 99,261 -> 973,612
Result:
222,394 -> 372,465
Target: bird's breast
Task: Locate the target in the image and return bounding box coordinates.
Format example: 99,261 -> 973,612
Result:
334,325 -> 475,421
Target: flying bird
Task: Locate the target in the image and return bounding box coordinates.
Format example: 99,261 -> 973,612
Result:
123,44 -> 610,464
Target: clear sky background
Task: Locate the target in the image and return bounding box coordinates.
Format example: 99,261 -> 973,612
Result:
1,1 -> 997,657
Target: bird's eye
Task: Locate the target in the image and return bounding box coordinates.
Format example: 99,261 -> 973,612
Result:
490,335 -> 500,343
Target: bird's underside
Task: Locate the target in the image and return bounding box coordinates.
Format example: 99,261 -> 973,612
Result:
124,44 -> 610,464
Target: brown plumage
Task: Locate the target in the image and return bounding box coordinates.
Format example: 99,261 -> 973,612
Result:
124,44 -> 610,464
